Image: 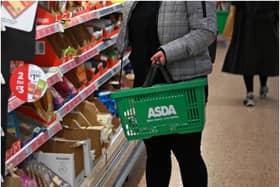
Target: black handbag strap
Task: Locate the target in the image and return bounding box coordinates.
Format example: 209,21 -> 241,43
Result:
142,63 -> 173,87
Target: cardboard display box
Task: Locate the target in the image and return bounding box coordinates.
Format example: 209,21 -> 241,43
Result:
37,139 -> 87,186
56,127 -> 103,160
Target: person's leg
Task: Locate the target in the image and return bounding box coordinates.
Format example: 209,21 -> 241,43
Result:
243,75 -> 255,106
172,132 -> 207,187
259,75 -> 269,97
243,75 -> 254,93
143,136 -> 172,187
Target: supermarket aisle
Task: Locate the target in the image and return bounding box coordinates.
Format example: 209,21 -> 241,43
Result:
123,40 -> 279,187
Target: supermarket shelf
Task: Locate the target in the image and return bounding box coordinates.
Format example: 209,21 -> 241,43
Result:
5,121 -> 62,169
35,3 -> 123,40
60,33 -> 118,74
8,70 -> 62,113
56,53 -> 130,119
8,34 -> 118,113
36,22 -> 63,40
64,3 -> 123,30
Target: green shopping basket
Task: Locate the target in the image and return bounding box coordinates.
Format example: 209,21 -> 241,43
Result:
110,64 -> 207,141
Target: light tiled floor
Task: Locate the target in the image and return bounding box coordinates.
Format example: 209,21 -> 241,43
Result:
123,40 -> 279,187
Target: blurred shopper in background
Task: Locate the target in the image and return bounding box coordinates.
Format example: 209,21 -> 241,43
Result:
222,2 -> 279,106
117,1 -> 216,187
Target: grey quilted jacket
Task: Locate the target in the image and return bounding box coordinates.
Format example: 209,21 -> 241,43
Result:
117,1 -> 217,81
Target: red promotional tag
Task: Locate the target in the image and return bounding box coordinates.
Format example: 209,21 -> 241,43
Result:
10,64 -> 48,102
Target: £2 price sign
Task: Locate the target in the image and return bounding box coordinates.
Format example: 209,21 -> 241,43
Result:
10,64 -> 48,102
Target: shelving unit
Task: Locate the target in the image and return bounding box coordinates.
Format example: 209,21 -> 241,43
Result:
55,52 -> 130,120
5,52 -> 130,169
5,3 -> 143,187
8,34 -> 118,113
35,3 -> 123,40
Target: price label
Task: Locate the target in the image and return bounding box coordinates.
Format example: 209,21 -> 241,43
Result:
90,12 -> 98,19
47,73 -> 61,86
10,64 -> 48,102
47,127 -> 55,137
25,146 -> 33,157
30,141 -> 38,151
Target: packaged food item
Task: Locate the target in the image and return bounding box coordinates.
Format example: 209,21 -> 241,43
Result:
65,64 -> 89,90
16,89 -> 56,125
53,76 -> 78,102
49,87 -> 64,110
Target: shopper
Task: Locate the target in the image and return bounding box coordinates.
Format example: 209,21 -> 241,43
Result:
222,2 -> 279,106
117,2 -> 216,187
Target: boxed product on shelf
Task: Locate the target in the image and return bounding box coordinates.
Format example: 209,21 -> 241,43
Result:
64,63 -> 92,91
75,101 -> 114,143
97,46 -> 119,68
86,96 -> 120,130
86,25 -> 104,45
5,132 -> 21,161
86,17 -> 118,40
33,24 -> 94,67
60,118 -> 104,160
105,13 -> 122,34
63,111 -> 92,128
68,24 -> 94,52
36,138 -> 87,187
85,58 -> 107,79
49,87 -> 65,110
16,89 -> 56,125
36,1 -> 104,26
75,100 -> 106,126
56,125 -> 102,161
36,2 -> 65,25
33,33 -> 77,67
52,76 -> 78,108
61,110 -> 106,158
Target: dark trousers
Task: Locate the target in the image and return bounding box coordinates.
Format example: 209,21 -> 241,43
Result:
144,132 -> 208,187
142,76 -> 208,187
243,75 -> 268,93
133,65 -> 208,187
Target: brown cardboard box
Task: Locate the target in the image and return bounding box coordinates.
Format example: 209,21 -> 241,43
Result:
2,176 -> 22,187
86,97 -> 120,129
56,127 -> 103,159
86,96 -> 110,113
39,139 -> 84,178
75,101 -> 100,126
63,111 -> 91,128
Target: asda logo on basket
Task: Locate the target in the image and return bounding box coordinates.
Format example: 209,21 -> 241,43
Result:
148,105 -> 177,118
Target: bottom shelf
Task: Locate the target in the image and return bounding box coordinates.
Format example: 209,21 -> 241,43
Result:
81,140 -> 144,187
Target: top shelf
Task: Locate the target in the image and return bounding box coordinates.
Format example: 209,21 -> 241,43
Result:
36,3 -> 123,40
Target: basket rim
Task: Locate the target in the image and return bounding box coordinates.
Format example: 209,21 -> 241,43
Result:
110,78 -> 207,99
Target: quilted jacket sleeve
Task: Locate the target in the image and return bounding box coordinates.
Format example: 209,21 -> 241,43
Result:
160,1 -> 217,64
